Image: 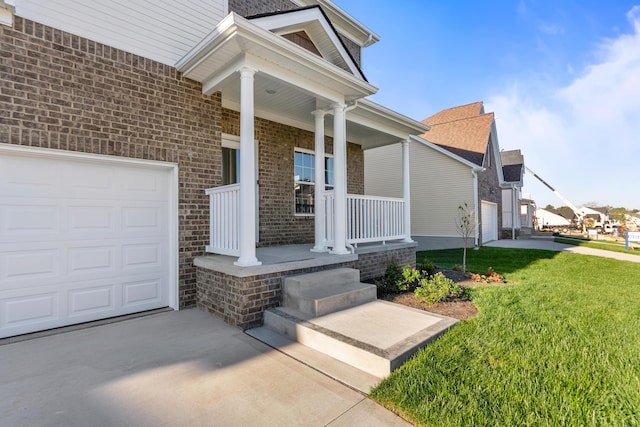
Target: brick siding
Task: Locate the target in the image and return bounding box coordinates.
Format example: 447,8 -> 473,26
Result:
478,142 -> 502,240
196,261 -> 357,329
1,17 -> 223,308
355,245 -> 417,281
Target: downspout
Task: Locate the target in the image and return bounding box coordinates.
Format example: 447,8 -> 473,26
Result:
472,168 -> 481,247
512,184 -> 517,240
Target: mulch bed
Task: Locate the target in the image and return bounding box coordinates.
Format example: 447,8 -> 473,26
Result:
379,268 -> 509,321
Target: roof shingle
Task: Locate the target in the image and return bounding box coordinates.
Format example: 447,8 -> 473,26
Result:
419,102 -> 493,166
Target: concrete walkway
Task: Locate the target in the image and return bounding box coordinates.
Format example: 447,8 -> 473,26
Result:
0,309 -> 411,427
485,237 -> 640,263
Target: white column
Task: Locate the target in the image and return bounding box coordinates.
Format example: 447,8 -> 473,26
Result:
330,102 -> 348,254
311,109 -> 328,252
402,139 -> 413,243
234,66 -> 261,266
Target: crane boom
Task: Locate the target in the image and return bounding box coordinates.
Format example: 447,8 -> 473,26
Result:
524,166 -> 583,221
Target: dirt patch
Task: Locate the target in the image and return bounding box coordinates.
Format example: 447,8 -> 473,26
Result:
381,292 -> 478,320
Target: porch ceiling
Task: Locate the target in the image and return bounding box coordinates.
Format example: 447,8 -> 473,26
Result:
176,12 -> 428,149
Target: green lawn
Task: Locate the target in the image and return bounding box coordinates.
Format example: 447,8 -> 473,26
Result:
370,247 -> 640,426
555,236 -> 640,255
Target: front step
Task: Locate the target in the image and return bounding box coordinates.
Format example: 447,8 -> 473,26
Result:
283,268 -> 376,317
249,267 -> 459,385
256,302 -> 458,380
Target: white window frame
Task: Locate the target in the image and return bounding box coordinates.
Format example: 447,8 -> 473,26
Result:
294,147 -> 333,217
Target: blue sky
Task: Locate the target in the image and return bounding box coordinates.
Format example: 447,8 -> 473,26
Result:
338,1 -> 640,210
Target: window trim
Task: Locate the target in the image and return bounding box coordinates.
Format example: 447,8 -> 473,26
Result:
294,147 -> 333,217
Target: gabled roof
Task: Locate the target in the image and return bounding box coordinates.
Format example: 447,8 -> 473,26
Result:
419,105 -> 494,167
424,101 -> 484,125
248,6 -> 365,80
501,149 -> 524,184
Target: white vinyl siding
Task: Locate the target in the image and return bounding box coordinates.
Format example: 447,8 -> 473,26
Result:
409,144 -> 474,237
14,0 -> 227,65
364,141 -> 474,238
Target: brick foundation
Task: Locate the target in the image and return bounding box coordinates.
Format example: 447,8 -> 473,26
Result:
195,243 -> 416,328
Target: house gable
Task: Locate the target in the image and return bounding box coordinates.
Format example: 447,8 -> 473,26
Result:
248,6 -> 366,80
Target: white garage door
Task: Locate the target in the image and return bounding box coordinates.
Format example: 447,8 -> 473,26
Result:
481,201 -> 498,244
0,147 -> 176,338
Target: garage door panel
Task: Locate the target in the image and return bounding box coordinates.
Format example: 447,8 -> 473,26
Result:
0,149 -> 174,338
0,156 -> 60,197
123,278 -> 163,307
68,245 -> 115,274
3,292 -> 57,326
3,204 -> 59,234
68,285 -> 115,316
1,248 -> 59,281
68,205 -> 115,232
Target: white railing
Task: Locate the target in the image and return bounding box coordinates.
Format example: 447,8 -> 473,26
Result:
205,184 -> 240,256
323,191 -> 406,246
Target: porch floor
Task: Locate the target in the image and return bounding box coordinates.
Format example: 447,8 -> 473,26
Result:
194,241 -> 413,278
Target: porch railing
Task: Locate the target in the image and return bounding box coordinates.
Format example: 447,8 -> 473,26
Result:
205,184 -> 240,256
205,186 -> 407,257
323,191 -> 406,247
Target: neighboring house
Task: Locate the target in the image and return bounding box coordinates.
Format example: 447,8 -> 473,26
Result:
0,0 -> 429,337
364,101 -> 503,250
535,208 -> 572,229
500,149 -> 524,239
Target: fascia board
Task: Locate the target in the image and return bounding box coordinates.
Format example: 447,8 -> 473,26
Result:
411,135 -> 484,171
292,0 -> 380,47
249,7 -> 363,79
356,99 -> 430,135
176,12 -> 376,98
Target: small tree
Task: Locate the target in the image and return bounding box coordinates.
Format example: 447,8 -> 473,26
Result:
455,202 -> 477,273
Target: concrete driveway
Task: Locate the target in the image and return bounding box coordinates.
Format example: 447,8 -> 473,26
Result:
0,309 -> 411,427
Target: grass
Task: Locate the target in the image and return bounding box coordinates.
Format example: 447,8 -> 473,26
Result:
555,236 -> 640,255
370,247 -> 640,426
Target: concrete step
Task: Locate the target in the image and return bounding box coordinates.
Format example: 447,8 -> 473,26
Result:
259,301 -> 458,379
245,326 -> 381,394
283,268 -> 376,317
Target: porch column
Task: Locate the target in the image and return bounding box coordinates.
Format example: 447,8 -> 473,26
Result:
311,109 -> 327,252
402,139 -> 413,243
235,66 -> 261,267
330,102 -> 348,254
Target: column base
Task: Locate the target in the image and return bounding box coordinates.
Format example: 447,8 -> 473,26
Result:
234,257 -> 262,267
329,247 -> 350,255
310,246 -> 329,253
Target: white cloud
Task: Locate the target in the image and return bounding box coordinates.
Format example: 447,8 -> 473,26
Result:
486,6 -> 640,209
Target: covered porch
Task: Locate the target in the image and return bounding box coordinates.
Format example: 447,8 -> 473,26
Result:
177,10 -> 429,267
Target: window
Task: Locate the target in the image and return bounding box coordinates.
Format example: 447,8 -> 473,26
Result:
222,147 -> 240,185
222,134 -> 241,185
294,148 -> 334,215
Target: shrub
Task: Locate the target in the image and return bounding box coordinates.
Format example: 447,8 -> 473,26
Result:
375,260 -> 433,295
414,272 -> 464,305
416,258 -> 436,276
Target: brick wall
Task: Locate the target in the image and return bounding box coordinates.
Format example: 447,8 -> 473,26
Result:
1,17 -> 222,308
222,108 -> 364,246
478,142 -> 502,240
196,261 -> 357,329
355,245 -> 417,281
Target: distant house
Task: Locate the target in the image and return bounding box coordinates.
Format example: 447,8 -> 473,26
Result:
535,208 -> 572,229
501,149 -> 524,239
364,101 -> 503,249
